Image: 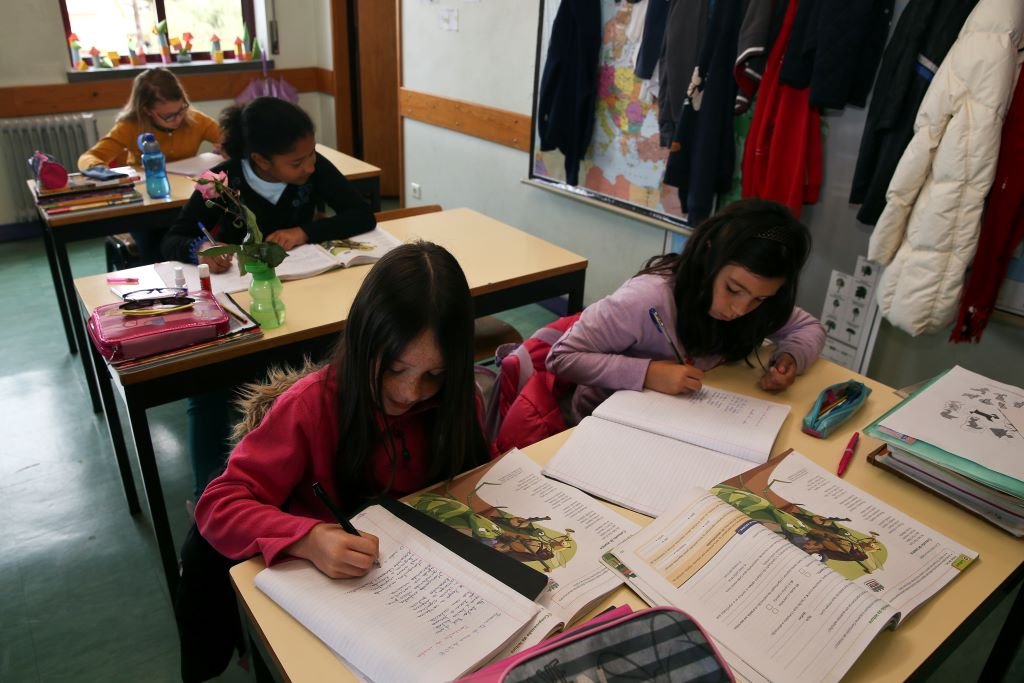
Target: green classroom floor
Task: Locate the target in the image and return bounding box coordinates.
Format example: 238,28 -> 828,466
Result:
0,233 -> 1020,682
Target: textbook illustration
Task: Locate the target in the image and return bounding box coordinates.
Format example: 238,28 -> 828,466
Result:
607,450 -> 978,683
412,490 -> 578,574
407,449 -> 638,652
878,366 -> 1024,481
712,473 -> 887,579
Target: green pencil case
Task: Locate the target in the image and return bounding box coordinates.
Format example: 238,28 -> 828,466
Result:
802,380 -> 871,438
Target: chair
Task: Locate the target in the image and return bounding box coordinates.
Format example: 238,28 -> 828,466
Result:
375,205 -> 523,363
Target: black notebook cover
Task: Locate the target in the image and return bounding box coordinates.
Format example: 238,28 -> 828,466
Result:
371,496 -> 549,601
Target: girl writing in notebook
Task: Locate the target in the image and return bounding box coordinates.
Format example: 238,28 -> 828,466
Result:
176,242 -> 495,681
547,199 -> 826,422
161,97 -> 376,506
78,67 -> 222,264
161,95 -> 375,270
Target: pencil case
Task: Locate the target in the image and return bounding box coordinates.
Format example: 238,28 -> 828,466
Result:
801,380 -> 871,439
87,291 -> 229,362
457,605 -> 733,682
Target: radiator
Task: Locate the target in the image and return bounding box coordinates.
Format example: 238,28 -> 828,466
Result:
1,113 -> 99,222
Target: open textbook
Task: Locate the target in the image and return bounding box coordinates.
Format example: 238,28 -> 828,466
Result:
606,450 -> 977,682
406,448 -> 640,658
255,503 -> 541,683
151,227 -> 403,294
543,387 -> 791,516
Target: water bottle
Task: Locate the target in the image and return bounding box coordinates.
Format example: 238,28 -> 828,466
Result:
137,132 -> 170,199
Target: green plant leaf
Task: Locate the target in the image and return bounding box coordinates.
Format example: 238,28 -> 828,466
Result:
259,241 -> 288,268
243,205 -> 263,243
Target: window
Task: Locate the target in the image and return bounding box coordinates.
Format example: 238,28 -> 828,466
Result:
61,0 -> 255,66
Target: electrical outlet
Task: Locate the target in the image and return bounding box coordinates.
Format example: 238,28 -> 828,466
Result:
410,182 -> 422,199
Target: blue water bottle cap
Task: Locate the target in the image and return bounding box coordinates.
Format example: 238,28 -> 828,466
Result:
137,132 -> 157,151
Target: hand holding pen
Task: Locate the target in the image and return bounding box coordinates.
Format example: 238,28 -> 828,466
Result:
644,307 -> 704,395
759,352 -> 798,392
287,482 -> 381,579
196,221 -> 234,274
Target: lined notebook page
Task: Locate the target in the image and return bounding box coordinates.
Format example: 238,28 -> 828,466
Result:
543,417 -> 753,517
593,387 -> 790,463
255,505 -> 539,683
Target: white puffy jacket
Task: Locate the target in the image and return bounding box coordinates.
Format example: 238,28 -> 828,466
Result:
867,0 -> 1024,336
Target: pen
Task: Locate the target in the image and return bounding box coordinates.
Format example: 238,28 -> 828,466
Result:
836,431 -> 859,477
197,221 -> 217,245
648,307 -> 690,365
312,481 -> 381,567
106,276 -> 139,284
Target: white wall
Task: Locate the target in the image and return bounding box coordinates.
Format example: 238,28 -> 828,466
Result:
400,0 -> 1024,389
0,0 -> 336,225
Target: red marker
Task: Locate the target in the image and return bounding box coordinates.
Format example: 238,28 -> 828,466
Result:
837,432 -> 859,477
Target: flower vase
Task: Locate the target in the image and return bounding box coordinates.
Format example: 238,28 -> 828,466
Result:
246,262 -> 286,329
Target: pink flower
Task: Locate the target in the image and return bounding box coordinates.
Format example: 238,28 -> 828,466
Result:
196,170 -> 228,199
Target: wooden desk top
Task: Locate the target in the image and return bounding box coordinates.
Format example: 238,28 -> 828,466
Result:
315,144 -> 381,180
75,208 -> 587,385
31,146 -> 379,228
229,358 -> 1024,683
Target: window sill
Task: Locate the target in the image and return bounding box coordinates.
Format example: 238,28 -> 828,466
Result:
66,59 -> 274,83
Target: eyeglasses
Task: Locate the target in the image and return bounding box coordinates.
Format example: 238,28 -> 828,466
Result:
120,287 -> 194,314
153,102 -> 190,123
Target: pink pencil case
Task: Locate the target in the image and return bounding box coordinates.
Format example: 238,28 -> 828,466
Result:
87,291 -> 230,362
457,605 -> 732,682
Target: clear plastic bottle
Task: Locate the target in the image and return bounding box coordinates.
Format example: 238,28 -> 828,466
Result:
245,261 -> 286,329
137,132 -> 170,199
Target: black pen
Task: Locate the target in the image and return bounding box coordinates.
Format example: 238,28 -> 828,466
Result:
648,307 -> 690,365
312,481 -> 380,567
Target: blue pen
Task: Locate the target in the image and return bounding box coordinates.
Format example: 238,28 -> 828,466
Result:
648,307 -> 688,365
197,221 -> 216,245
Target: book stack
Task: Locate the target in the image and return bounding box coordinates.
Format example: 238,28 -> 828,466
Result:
866,365 -> 1024,536
36,166 -> 143,216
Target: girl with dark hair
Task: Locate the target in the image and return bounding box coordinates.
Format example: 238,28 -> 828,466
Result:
547,199 -> 825,422
176,242 -> 493,680
194,241 -> 492,570
162,97 -> 376,503
161,96 -> 375,270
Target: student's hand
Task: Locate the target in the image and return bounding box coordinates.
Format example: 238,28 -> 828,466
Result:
197,241 -> 234,273
265,227 -> 309,251
759,352 -> 798,392
289,523 -> 380,579
643,360 -> 704,395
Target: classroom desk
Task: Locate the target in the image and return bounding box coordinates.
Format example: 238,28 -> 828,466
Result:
75,208 -> 587,601
229,358 -> 1024,683
32,145 -> 382,413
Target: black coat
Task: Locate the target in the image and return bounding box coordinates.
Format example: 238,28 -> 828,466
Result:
849,0 -> 978,225
536,0 -> 602,186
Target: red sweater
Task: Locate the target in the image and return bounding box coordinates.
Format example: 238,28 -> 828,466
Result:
195,367 -> 442,565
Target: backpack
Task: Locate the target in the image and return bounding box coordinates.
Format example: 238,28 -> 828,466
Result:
492,313 -> 581,453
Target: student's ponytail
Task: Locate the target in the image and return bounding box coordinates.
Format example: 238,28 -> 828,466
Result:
218,105 -> 246,160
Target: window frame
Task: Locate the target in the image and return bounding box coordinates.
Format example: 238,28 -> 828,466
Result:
59,0 -> 256,67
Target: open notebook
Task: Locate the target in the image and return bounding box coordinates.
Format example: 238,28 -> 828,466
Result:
543,387 -> 790,517
255,503 -> 541,682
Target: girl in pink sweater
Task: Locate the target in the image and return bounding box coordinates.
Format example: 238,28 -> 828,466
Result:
547,199 -> 825,422
178,241 -> 493,681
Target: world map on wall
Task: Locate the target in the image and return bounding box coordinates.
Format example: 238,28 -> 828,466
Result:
533,1 -> 683,219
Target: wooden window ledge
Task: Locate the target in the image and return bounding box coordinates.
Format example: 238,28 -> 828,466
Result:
67,59 -> 273,83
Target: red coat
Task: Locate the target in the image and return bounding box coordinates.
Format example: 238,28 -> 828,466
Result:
494,313 -> 581,454
741,0 -> 822,216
